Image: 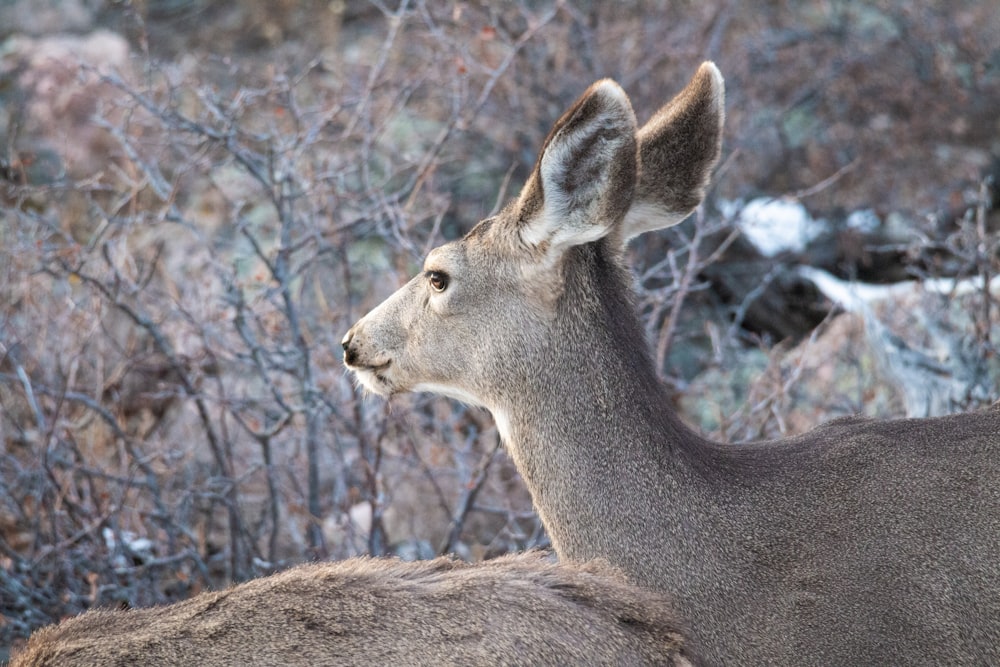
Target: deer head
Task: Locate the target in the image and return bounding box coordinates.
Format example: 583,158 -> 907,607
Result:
342,63 -> 724,417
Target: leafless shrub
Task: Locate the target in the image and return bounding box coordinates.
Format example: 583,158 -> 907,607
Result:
0,1 -> 565,639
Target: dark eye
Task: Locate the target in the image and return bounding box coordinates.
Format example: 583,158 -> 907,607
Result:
427,271 -> 449,292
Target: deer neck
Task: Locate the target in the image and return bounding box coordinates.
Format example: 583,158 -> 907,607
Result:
488,243 -> 725,571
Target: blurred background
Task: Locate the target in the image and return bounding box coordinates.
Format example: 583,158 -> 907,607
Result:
1,0 -> 998,656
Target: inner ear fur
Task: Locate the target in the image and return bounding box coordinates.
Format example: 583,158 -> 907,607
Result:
515,79 -> 638,252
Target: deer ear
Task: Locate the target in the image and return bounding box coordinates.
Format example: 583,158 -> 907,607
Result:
515,79 -> 638,252
621,62 -> 725,241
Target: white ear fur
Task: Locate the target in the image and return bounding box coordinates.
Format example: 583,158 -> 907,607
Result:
517,80 -> 638,252
620,201 -> 692,239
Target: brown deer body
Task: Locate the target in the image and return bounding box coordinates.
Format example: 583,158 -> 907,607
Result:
11,552 -> 695,666
342,63 -> 1000,664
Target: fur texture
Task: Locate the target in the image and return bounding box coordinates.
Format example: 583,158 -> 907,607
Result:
11,552 -> 696,667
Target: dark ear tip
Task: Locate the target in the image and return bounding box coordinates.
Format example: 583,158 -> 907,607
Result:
587,79 -> 630,108
694,62 -> 725,106
565,79 -> 636,137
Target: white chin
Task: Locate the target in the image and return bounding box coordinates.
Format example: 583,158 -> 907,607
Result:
352,369 -> 394,397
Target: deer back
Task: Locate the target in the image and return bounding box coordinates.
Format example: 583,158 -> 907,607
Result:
11,552 -> 696,667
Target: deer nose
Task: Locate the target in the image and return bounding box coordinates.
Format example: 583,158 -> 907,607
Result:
341,330 -> 359,366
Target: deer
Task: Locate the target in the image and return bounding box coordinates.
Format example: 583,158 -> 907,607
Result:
342,62 -> 1000,665
10,552 -> 696,666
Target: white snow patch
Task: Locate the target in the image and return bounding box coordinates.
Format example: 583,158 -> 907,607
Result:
846,209 -> 881,233
726,198 -> 827,257
799,266 -> 1000,313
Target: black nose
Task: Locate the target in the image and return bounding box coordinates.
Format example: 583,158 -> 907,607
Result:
341,331 -> 357,366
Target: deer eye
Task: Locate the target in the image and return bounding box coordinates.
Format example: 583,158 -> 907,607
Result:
427,271 -> 449,292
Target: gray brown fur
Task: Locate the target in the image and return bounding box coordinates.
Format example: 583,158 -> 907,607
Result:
11,552 -> 695,666
343,62 -> 1000,665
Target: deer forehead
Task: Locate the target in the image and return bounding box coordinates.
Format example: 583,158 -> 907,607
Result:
423,224 -> 520,276
423,243 -> 462,273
